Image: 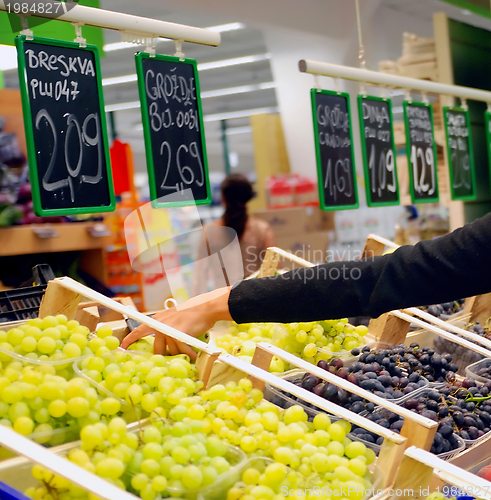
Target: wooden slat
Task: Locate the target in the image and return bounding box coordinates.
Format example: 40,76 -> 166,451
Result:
361,233 -> 400,259
258,248 -> 281,277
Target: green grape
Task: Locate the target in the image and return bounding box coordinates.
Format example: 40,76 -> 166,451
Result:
96,458 -> 125,479
13,416 -> 34,435
100,398 -> 121,416
48,400 -> 67,418
37,337 -> 56,355
345,441 -> 367,459
131,473 -> 149,491
66,397 -> 89,418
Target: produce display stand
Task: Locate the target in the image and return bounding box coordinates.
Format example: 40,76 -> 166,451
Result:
0,277 -> 425,494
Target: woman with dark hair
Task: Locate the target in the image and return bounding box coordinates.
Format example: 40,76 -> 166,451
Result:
191,174 -> 275,296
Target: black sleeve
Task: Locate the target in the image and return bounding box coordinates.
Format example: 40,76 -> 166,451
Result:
228,212 -> 491,323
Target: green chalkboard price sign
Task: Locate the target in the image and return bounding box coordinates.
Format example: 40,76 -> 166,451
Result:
403,101 -> 439,204
135,52 -> 211,208
311,89 -> 359,211
443,106 -> 476,201
15,35 -> 115,216
358,95 -> 399,207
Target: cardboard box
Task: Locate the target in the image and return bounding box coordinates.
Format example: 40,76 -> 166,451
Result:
276,231 -> 330,268
253,207 -> 307,237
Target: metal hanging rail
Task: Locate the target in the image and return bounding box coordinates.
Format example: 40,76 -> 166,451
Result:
0,0 -> 221,47
299,59 -> 491,103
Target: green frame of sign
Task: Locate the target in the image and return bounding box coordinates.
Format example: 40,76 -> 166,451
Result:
310,89 -> 359,212
357,94 -> 400,207
403,100 -> 440,204
443,105 -> 477,201
135,52 -> 211,208
15,35 -> 115,216
485,110 -> 491,191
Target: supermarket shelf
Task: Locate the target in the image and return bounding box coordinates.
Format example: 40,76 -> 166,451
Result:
0,223 -> 114,257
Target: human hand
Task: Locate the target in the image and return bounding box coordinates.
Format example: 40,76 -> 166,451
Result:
121,287 -> 233,360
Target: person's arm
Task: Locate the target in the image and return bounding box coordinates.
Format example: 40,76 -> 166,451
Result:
122,212 -> 491,354
229,212 -> 491,323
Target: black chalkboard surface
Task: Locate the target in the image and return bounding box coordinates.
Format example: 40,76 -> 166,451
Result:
135,52 -> 211,208
358,96 -> 399,207
443,106 -> 476,201
403,101 -> 439,203
15,36 -> 115,216
311,89 -> 359,211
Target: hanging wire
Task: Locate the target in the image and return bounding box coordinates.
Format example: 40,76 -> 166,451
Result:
355,0 -> 367,96
355,0 -> 366,69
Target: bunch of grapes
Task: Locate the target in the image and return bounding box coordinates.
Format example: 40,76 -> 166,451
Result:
422,299 -> 465,320
268,354 -> 427,423
215,320 -> 368,372
0,360 -> 130,447
352,343 -> 458,384
26,380 -> 376,500
225,459 -> 310,499
0,316 -> 120,364
76,350 -> 199,422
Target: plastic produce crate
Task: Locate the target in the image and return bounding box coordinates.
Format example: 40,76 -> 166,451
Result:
466,358 -> 491,384
0,285 -> 47,323
0,433 -> 246,500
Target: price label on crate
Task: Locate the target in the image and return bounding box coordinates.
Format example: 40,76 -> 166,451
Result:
311,89 -> 359,211
443,106 -> 476,201
358,95 -> 399,207
403,101 -> 439,203
15,36 -> 115,216
135,52 -> 211,208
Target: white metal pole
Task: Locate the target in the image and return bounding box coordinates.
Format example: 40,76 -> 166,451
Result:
0,0 -> 221,47
299,59 -> 491,103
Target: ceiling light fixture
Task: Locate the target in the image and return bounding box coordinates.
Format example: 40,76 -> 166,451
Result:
105,101 -> 141,112
103,22 -> 245,52
198,53 -> 271,71
102,74 -> 139,86
203,106 -> 279,122
201,81 -> 276,98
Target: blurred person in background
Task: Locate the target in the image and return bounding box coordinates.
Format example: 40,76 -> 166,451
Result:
191,174 -> 275,297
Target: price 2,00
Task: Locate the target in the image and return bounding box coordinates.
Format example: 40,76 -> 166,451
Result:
368,145 -> 396,197
410,145 -> 436,196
